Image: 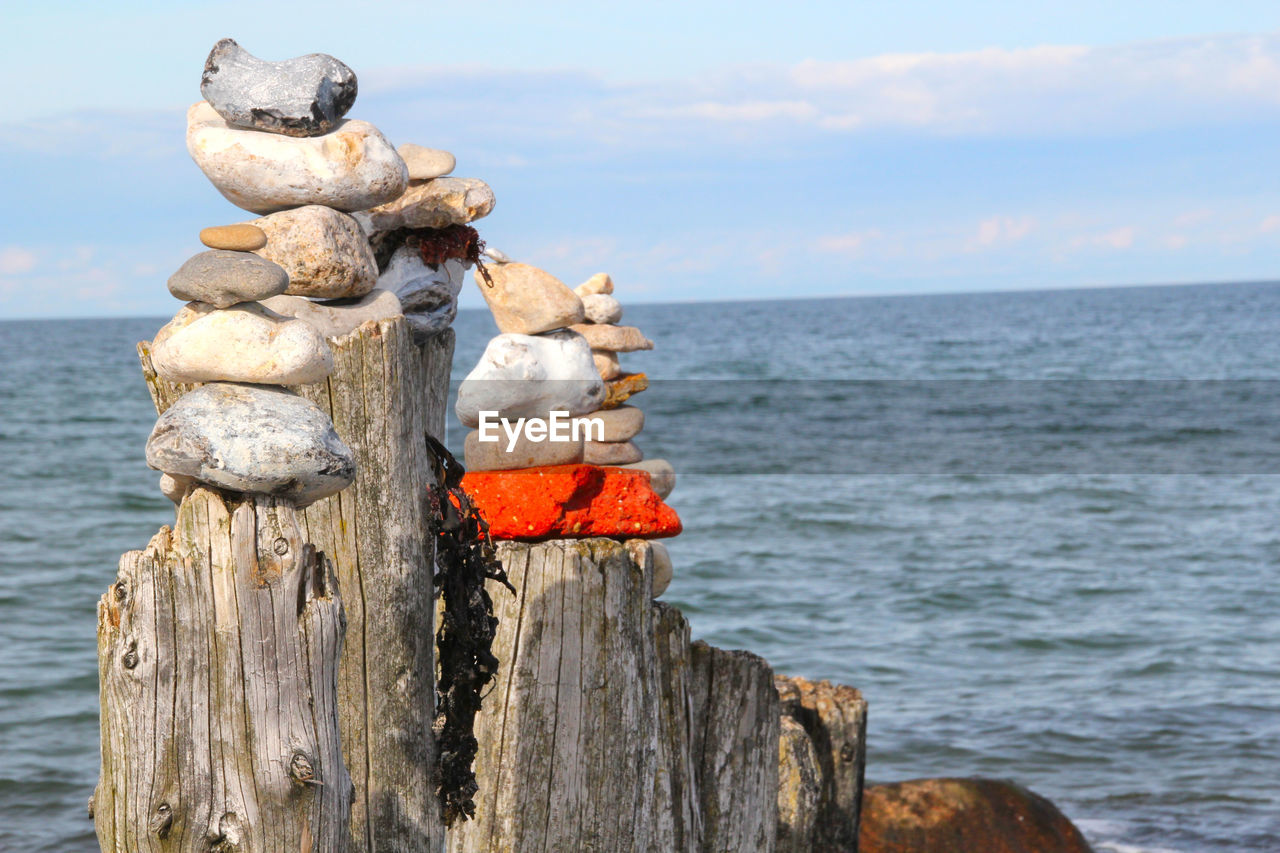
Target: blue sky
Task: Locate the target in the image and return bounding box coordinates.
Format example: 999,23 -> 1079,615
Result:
4,1 -> 1280,317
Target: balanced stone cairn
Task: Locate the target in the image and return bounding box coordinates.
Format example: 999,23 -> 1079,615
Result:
454,262 -> 679,594
147,39 -> 491,504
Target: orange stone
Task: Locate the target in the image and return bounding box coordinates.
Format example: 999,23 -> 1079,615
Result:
601,372 -> 648,409
460,464 -> 681,541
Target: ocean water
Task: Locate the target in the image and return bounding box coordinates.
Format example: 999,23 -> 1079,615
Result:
3,282 -> 1279,851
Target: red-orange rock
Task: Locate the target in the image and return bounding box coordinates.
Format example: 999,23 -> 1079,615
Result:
860,778 -> 1094,853
460,464 -> 681,541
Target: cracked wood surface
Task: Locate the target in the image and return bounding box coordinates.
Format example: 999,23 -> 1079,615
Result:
136,316 -> 453,852
94,488 -> 351,852
448,539 -> 781,853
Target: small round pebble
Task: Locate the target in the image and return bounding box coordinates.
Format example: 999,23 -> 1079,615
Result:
200,224 -> 267,251
397,143 -> 456,180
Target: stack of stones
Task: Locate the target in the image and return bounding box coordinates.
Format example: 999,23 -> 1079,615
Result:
567,272 -> 676,499
454,261 -> 679,594
146,39 -> 490,505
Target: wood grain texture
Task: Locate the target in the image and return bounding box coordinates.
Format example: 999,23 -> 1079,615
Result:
776,716 -> 822,852
94,488 -> 351,852
690,641 -> 781,853
452,539 -> 782,853
776,675 -> 869,852
139,317 -> 454,852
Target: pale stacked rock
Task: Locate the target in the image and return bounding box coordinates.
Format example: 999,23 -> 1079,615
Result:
567,274 -> 675,500
456,264 -> 675,499
353,140 -> 496,343
150,39 -> 455,507
149,221 -> 353,507
457,257 -> 599,470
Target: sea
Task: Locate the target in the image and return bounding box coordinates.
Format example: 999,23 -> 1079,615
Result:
2,281 -> 1278,851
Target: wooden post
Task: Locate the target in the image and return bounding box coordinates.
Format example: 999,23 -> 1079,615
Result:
777,716 -> 823,852
94,488 -> 351,852
776,675 -> 869,853
448,539 -> 782,853
136,316 -> 453,851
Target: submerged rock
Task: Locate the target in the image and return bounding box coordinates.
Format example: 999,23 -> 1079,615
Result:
356,177 -> 494,233
200,39 -> 357,137
250,205 -> 377,298
397,143 -> 455,180
167,249 -> 288,308
455,330 -> 605,428
261,289 -> 401,339
476,262 -> 584,335
146,383 -> 355,507
187,101 -> 407,214
151,302 -> 333,385
859,778 -> 1095,853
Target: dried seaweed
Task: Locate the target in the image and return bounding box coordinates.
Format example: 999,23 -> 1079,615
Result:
425,433 -> 514,826
370,224 -> 493,286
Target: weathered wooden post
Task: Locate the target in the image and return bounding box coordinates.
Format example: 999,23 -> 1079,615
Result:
96,39 -> 482,851
138,317 -> 455,852
443,265 -> 859,851
95,491 -> 352,851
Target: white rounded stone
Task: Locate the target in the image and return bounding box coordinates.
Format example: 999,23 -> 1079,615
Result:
146,383 -> 356,507
186,101 -> 408,214
151,302 -> 333,385
582,293 -> 623,325
455,330 -> 605,428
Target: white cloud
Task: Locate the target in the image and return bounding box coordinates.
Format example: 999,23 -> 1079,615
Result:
972,216 -> 1035,250
815,229 -> 884,257
0,247 -> 37,275
1069,226 -> 1137,251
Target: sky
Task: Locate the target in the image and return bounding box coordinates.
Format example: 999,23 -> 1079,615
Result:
4,1 -> 1280,317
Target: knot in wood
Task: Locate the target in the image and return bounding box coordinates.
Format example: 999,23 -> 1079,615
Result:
149,802 -> 173,838
122,642 -> 139,670
841,742 -> 856,763
272,537 -> 290,556
290,751 -> 318,785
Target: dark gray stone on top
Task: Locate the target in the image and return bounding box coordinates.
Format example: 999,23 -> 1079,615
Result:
200,38 -> 358,137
